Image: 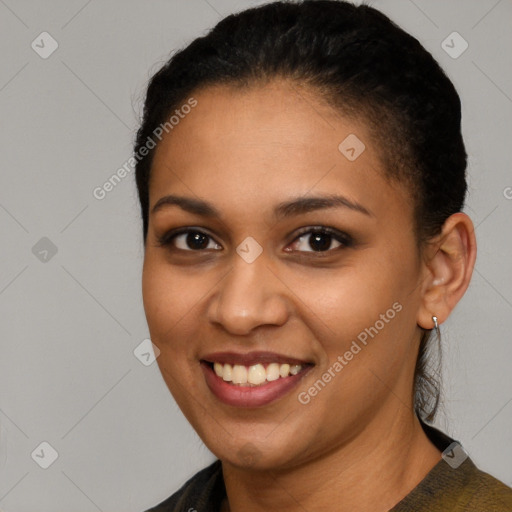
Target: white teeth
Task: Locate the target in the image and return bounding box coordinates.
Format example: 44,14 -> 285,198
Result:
266,363 -> 280,382
211,362 -> 305,386
232,365 -> 248,384
215,362 -> 233,382
222,363 -> 233,382
289,365 -> 301,376
214,362 -> 223,377
247,364 -> 266,385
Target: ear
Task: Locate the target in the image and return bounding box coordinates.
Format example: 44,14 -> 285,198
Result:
417,212 -> 477,330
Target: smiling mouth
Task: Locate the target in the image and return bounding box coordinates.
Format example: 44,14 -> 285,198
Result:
199,350 -> 315,407
202,361 -> 314,387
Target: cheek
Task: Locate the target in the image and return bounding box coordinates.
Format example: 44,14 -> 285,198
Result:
292,273 -> 413,422
281,258 -> 409,337
285,250 -> 418,381
141,255 -> 202,348
141,257 -> 206,405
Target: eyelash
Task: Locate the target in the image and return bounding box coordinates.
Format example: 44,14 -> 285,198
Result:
155,226 -> 353,255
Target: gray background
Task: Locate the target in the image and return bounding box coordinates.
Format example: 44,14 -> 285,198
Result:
0,0 -> 511,510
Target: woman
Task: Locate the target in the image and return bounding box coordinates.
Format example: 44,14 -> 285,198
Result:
134,1 -> 512,510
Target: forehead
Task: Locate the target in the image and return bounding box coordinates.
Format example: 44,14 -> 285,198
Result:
148,80 -> 412,223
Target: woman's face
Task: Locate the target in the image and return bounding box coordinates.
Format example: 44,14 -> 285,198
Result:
142,79 -> 427,470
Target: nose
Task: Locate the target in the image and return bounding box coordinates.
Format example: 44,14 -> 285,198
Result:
207,253 -> 290,335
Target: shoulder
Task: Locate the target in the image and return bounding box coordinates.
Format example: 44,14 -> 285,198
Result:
144,459 -> 224,512
392,419 -> 512,511
424,419 -> 512,510
462,463 -> 512,511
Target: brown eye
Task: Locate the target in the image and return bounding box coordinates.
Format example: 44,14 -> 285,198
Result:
157,229 -> 222,251
287,227 -> 352,253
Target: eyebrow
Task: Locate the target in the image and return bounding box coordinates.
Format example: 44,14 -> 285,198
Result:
151,193 -> 373,218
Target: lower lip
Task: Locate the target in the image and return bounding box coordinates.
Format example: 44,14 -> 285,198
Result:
200,361 -> 313,408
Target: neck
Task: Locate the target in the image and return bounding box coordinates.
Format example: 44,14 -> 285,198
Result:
221,409 -> 441,512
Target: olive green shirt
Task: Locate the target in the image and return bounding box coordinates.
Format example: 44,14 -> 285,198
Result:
145,420 -> 512,511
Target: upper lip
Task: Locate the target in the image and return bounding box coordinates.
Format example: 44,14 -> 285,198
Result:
201,351 -> 313,366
